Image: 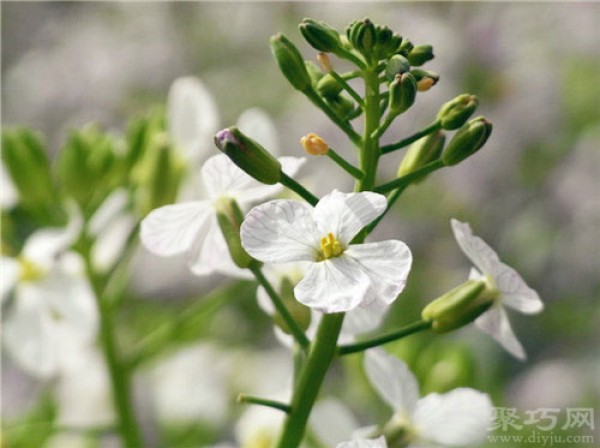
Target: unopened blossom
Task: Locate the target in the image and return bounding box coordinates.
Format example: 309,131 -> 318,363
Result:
1,209 -> 98,378
451,219 -> 544,359
365,349 -> 492,447
141,153 -> 303,277
241,190 -> 412,313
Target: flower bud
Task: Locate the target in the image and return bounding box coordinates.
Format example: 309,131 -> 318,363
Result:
326,94 -> 355,119
437,94 -> 479,130
300,133 -> 329,156
385,54 -> 411,82
373,25 -> 402,59
398,39 -> 414,56
316,52 -> 333,73
299,18 -> 343,54
411,69 -> 440,92
270,33 -> 312,92
316,73 -> 343,99
407,44 -> 434,66
421,279 -> 496,333
397,130 -> 445,177
346,18 -> 376,56
215,198 -> 255,270
305,60 -> 324,85
214,127 -> 282,185
442,116 -> 493,166
388,73 -> 417,116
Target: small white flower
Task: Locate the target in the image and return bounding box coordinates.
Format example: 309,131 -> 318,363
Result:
365,349 -> 493,447
451,219 -> 544,359
241,190 -> 412,313
1,210 -> 98,378
140,153 -> 303,277
337,437 -> 388,448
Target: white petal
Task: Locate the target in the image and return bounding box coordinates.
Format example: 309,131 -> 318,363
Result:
167,76 -> 219,162
314,191 -> 387,245
88,188 -> 129,236
450,219 -> 500,276
236,107 -> 278,155
140,201 -> 212,257
490,261 -> 543,314
311,399 -> 361,447
345,240 -> 412,306
295,257 -> 371,313
475,304 -> 527,360
364,349 -> 420,416
336,436 -> 388,448
241,199 -> 320,263
412,388 -> 493,446
92,213 -> 136,273
1,256 -> 20,302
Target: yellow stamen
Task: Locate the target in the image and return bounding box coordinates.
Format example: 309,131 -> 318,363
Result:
319,232 -> 344,260
18,257 -> 46,283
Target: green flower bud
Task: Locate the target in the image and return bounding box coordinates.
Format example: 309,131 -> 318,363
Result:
317,73 -> 343,99
410,69 -> 440,91
299,18 -> 343,54
442,116 -> 493,166
346,18 -> 376,57
274,277 -> 312,333
397,130 -> 445,177
385,54 -> 411,82
214,127 -> 282,185
125,108 -> 165,171
388,72 -> 417,116
398,39 -> 414,56
215,198 -> 255,270
305,60 -> 324,86
421,279 -> 496,333
326,94 -> 355,119
2,128 -> 57,212
270,33 -> 312,92
372,25 -> 402,59
437,94 -> 479,130
407,44 -> 434,66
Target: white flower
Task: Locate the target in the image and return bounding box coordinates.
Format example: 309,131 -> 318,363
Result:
451,219 -> 544,360
241,190 -> 412,313
337,437 -> 388,448
365,349 -> 493,447
140,153 -> 303,277
1,211 -> 98,378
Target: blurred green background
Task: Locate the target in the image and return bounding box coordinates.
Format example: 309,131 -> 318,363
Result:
2,2 -> 599,447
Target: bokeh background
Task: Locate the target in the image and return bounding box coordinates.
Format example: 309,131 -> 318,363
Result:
2,2 -> 599,447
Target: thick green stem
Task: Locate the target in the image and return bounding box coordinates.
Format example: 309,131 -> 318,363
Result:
338,320 -> 432,355
275,313 -> 345,447
279,172 -> 320,206
356,68 -> 381,192
83,249 -> 143,448
381,121 -> 441,154
250,265 -> 310,350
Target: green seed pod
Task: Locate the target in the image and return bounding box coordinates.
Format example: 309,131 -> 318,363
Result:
388,72 -> 417,115
437,94 -> 479,130
407,44 -> 434,66
442,116 -> 493,166
385,54 -> 411,82
215,198 -> 255,270
214,127 -> 282,185
270,33 -> 312,92
421,279 -> 496,333
299,18 -> 343,54
317,73 -> 343,99
397,130 -> 445,177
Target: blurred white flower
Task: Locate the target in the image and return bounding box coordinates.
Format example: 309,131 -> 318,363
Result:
337,437 -> 388,448
241,190 -> 412,313
148,343 -> 231,425
235,403 -> 285,448
451,219 -> 544,360
140,153 -> 303,277
365,349 -> 492,447
1,209 -> 98,378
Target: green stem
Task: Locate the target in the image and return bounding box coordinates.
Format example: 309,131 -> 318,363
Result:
327,148 -> 364,179
337,48 -> 367,69
275,313 -> 345,447
356,68 -> 382,192
250,265 -> 310,350
374,159 -> 444,194
237,394 -> 291,413
83,249 -> 143,448
329,70 -> 364,108
304,89 -> 362,146
381,121 -> 441,154
279,172 -> 320,206
372,111 -> 398,140
338,320 -> 432,355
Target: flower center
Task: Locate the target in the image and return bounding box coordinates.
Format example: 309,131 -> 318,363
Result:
18,257 -> 46,283
318,232 -> 344,260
